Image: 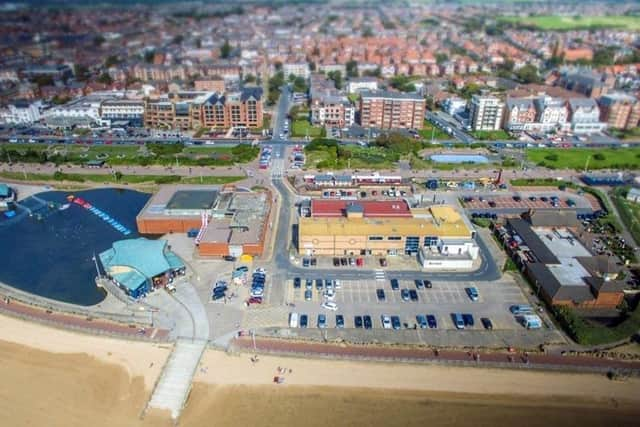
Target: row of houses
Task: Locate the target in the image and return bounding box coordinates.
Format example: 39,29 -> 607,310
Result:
2,87 -> 264,131
453,91 -> 640,134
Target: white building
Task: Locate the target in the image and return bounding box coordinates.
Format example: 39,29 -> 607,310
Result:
347,77 -> 378,94
568,98 -> 607,134
311,94 -> 354,128
318,64 -> 346,75
42,95 -> 114,128
418,238 -> 480,270
100,99 -> 144,126
626,187 -> 640,203
441,97 -> 467,116
469,94 -> 504,131
283,62 -> 310,79
0,100 -> 42,125
534,96 -> 568,132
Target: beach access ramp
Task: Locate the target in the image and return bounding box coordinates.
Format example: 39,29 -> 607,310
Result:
147,338 -> 207,419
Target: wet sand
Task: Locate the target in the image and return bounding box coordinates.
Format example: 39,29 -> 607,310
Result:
182,384 -> 640,427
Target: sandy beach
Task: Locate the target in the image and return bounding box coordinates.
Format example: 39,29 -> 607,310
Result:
0,313 -> 639,426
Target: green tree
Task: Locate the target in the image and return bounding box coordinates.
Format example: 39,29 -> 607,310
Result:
292,76 -> 307,93
104,55 -> 120,68
93,35 -> 105,47
244,74 -> 256,83
327,70 -> 342,89
97,73 -> 113,85
346,60 -> 358,78
592,47 -> 616,66
73,64 -> 89,81
114,171 -> 123,181
143,50 -> 155,64
221,39 -> 232,59
515,64 -> 541,84
362,26 -> 374,37
435,53 -> 448,65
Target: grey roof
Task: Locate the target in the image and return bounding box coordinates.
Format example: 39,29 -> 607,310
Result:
166,190 -> 218,210
523,209 -> 579,228
599,92 -> 637,105
568,98 -> 598,110
576,255 -> 622,277
240,86 -> 263,102
507,218 -> 560,264
584,276 -> 626,294
506,98 -> 534,110
361,90 -> 423,101
527,263 -> 594,303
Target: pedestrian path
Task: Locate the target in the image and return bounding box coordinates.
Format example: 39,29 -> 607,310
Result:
374,270 -> 386,281
271,158 -> 285,180
147,338 -> 207,419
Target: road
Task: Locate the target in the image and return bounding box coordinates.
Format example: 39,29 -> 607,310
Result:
426,110 -> 475,144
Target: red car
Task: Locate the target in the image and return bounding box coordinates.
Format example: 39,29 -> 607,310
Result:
247,296 -> 263,305
356,258 -> 364,267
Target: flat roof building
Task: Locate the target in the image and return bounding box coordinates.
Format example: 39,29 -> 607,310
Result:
136,185 -> 271,257
299,202 -> 476,258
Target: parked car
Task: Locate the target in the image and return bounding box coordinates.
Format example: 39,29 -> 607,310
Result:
299,314 -> 308,328
321,301 -> 338,311
379,258 -> 388,267
304,290 -> 312,301
305,279 -> 313,290
424,280 -> 432,289
390,279 -> 400,290
336,314 -> 345,328
247,296 -> 263,305
401,289 -> 410,301
416,315 -> 428,328
452,313 -> 465,329
315,279 -> 323,290
409,289 -> 419,301
426,315 -> 437,329
324,289 -> 336,301
390,316 -> 401,330
293,277 -> 301,289
333,257 -> 340,266
466,287 -> 479,301
381,315 -> 392,329
415,279 -> 425,290
302,258 -> 310,267
376,288 -> 386,301
363,315 -> 372,329
481,317 -> 493,330
462,313 -> 475,327
354,315 -> 363,328
317,314 -> 327,328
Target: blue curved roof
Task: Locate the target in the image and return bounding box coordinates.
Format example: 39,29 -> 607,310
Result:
99,238 -> 184,291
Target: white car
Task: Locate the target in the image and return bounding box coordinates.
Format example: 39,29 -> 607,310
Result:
334,280 -> 342,289
381,315 -> 392,329
323,289 -> 336,301
250,289 -> 264,297
321,301 -> 338,311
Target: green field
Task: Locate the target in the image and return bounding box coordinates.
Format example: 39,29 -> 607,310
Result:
471,130 -> 513,141
419,121 -> 450,141
500,15 -> 640,31
526,147 -> 640,170
291,120 -> 325,138
0,143 -> 259,167
0,170 -> 243,186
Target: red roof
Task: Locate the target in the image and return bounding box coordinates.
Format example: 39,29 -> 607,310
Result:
311,199 -> 411,218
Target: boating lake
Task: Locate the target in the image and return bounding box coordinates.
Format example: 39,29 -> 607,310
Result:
0,188 -> 150,306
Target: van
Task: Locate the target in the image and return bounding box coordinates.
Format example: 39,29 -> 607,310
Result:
452,313 -> 465,329
520,314 -> 542,329
289,312 -> 299,328
509,304 -> 533,315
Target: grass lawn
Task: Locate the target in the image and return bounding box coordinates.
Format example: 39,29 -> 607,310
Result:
261,114 -> 272,130
470,129 -> 513,140
0,170 -> 244,185
291,119 -> 324,138
305,145 -> 399,170
526,147 -> 640,170
0,143 -> 259,166
612,188 -> 640,247
499,15 -> 640,31
419,121 -> 450,141
347,93 -> 360,104
609,127 -> 640,140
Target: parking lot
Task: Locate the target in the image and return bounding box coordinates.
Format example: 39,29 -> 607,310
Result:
284,277 -> 533,333
463,195 -> 580,211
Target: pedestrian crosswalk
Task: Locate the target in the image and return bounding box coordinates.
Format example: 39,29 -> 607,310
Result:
374,270 -> 386,281
271,158 -> 285,180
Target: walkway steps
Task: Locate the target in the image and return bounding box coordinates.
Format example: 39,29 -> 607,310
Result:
147,338 -> 207,419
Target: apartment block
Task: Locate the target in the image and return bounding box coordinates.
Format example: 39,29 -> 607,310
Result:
469,94 -> 504,131
598,93 -> 640,130
359,90 -> 425,130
